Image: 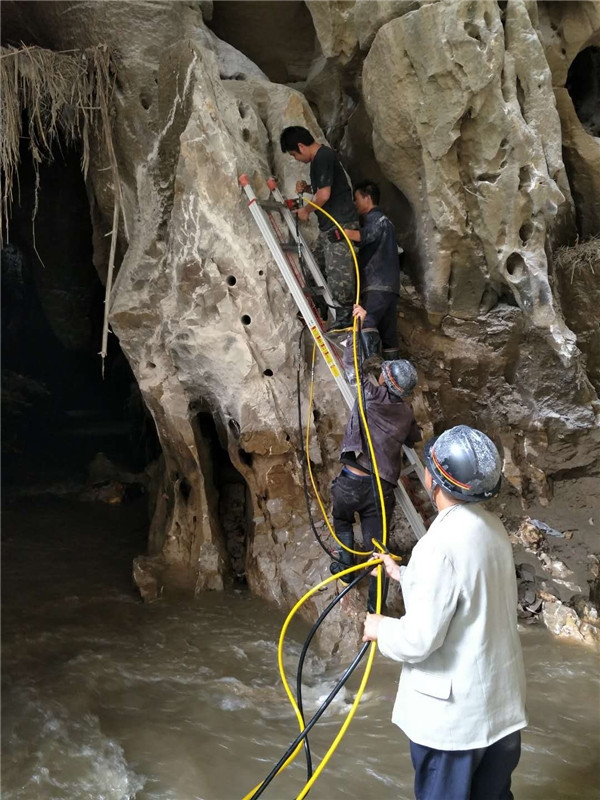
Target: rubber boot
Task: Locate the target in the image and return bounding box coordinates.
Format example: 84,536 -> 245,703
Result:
329,531 -> 354,584
382,348 -> 400,361
367,574 -> 389,614
360,328 -> 381,360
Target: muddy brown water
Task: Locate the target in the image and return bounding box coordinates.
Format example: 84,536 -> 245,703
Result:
2,496 -> 599,799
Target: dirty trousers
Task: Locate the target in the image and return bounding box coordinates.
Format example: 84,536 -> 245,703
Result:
410,730 -> 522,800
331,470 -> 395,562
361,290 -> 399,351
316,226 -> 358,327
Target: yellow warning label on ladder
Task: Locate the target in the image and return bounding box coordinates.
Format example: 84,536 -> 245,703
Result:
309,326 -> 340,378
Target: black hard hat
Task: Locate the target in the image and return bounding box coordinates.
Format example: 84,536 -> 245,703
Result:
381,359 -> 417,398
424,425 -> 502,502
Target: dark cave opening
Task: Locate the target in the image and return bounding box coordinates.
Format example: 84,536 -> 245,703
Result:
566,45 -> 600,137
193,409 -> 252,586
1,137 -> 160,494
208,0 -> 317,84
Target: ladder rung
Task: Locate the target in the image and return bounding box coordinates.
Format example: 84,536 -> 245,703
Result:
400,465 -> 417,476
302,287 -> 326,299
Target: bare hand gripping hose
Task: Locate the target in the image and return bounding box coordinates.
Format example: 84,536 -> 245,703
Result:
242,194 -> 396,800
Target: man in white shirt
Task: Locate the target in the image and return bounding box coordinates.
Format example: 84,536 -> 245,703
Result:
363,425 -> 527,800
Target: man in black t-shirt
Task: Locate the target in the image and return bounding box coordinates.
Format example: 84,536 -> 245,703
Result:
344,181 -> 402,361
280,126 -> 358,330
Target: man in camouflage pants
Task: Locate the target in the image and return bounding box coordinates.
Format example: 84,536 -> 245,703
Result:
280,126 -> 358,330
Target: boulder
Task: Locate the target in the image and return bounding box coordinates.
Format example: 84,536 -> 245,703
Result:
306,0 -> 358,64
362,0 -> 574,340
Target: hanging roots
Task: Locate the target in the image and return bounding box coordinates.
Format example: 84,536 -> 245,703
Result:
0,43 -> 119,245
0,43 -> 123,372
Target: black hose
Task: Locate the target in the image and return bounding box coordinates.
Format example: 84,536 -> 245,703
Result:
357,318 -> 390,610
250,625 -> 371,799
295,569 -> 369,783
296,328 -> 336,561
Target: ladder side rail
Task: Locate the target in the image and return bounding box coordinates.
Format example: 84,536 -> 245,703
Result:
264,210 -> 311,293
403,445 -> 426,484
269,185 -> 336,309
394,483 -> 427,539
241,182 -> 354,406
241,178 -> 429,540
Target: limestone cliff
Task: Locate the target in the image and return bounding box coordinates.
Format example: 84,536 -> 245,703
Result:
2,0 -> 599,646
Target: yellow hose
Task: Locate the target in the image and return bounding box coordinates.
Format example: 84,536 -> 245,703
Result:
242,195 -> 393,800
305,343 -> 367,557
241,559 -> 385,800
304,198 -> 388,550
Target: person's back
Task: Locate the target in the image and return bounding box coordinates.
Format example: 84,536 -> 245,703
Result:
345,182 -> 402,360
340,375 -> 420,486
331,360 -> 420,590
358,207 -> 400,295
364,425 -> 527,800
386,503 -> 526,750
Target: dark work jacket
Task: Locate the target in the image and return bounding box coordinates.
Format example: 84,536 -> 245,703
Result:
358,208 -> 400,295
340,377 -> 422,486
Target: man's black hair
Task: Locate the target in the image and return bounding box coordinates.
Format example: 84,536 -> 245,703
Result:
280,126 -> 315,153
354,180 -> 380,206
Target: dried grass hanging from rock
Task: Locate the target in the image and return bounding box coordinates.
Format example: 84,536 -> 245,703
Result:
0,43 -> 123,372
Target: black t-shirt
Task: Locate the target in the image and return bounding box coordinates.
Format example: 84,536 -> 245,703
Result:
309,146 -> 357,231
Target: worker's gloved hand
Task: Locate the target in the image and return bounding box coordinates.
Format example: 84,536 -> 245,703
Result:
295,180 -> 309,194
327,227 -> 343,243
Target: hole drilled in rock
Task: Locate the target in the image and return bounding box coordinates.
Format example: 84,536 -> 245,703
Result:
242,128 -> 250,142
258,270 -> 264,276
241,314 -> 251,326
226,275 -> 237,286
263,369 -> 273,377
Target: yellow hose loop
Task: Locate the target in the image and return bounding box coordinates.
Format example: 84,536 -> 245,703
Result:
241,559 -> 385,800
294,566 -> 385,800
371,539 -> 402,562
304,198 -> 388,547
241,197 -> 392,800
305,342 -> 368,557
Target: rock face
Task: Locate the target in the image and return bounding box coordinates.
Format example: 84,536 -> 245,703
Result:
363,1 -> 571,329
2,0 -> 599,646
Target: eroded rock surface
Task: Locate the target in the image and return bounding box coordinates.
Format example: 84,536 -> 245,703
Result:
3,0 -> 599,647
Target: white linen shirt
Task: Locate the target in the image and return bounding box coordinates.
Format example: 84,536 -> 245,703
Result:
377,503 -> 527,750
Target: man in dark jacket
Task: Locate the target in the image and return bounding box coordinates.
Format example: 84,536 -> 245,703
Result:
330,359 -> 421,605
344,181 -> 402,360
280,126 -> 358,330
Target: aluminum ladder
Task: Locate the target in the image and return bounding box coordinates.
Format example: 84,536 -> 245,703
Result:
239,175 -> 428,540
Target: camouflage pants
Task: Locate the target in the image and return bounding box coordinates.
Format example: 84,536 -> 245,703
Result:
315,223 -> 358,327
